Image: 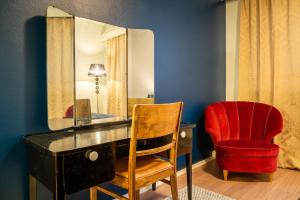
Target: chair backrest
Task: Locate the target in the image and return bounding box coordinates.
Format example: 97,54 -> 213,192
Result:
76,99 -> 91,120
128,102 -> 183,180
205,101 -> 283,144
127,98 -> 154,117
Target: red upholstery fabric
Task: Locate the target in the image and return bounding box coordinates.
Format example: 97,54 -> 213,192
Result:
216,140 -> 279,173
216,140 -> 279,157
205,101 -> 283,174
64,105 -> 74,118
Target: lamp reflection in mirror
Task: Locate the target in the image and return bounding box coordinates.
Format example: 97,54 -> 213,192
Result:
88,64 -> 107,113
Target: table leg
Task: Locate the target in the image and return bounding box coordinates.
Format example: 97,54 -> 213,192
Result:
54,190 -> 65,200
185,153 -> 192,200
54,156 -> 66,200
29,175 -> 65,200
152,183 -> 156,191
29,175 -> 37,200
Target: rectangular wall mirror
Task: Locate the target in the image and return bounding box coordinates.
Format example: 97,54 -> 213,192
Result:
46,6 -> 154,130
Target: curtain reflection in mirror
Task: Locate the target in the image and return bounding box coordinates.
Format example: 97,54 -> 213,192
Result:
106,33 -> 128,117
47,17 -> 74,122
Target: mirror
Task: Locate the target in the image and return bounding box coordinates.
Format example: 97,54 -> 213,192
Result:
75,17 -> 127,125
47,6 -> 154,130
127,29 -> 154,117
47,7 -> 75,130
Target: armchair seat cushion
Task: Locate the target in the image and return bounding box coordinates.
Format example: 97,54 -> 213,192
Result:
216,140 -> 279,157
215,140 -> 279,173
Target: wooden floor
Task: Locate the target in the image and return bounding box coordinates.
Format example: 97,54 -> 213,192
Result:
141,159 -> 300,200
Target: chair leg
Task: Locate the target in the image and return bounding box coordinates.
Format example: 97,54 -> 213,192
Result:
223,170 -> 228,181
268,173 -> 274,182
90,187 -> 97,200
170,174 -> 178,200
128,188 -> 135,200
136,189 -> 140,200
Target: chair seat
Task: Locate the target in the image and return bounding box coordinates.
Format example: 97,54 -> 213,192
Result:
115,156 -> 173,179
216,140 -> 279,157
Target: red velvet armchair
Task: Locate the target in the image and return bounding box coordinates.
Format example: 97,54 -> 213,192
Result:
205,101 -> 283,181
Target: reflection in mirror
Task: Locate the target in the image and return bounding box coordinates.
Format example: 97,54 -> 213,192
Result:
127,29 -> 155,117
74,17 -> 127,125
47,6 -> 75,130
46,6 -> 155,130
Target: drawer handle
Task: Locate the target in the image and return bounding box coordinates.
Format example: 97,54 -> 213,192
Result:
180,131 -> 187,138
85,151 -> 99,162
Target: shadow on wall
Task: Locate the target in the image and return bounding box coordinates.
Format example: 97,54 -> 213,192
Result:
24,16 -> 48,132
0,141 -> 28,199
197,114 -> 214,159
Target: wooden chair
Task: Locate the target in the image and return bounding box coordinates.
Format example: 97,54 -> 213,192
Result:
76,99 -> 91,121
90,102 -> 183,200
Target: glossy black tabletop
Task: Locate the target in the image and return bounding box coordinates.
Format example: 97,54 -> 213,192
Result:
24,122 -> 195,156
24,124 -> 130,155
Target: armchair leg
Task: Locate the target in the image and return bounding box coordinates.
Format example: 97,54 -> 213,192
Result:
90,187 -> 97,200
223,170 -> 228,181
268,173 -> 274,182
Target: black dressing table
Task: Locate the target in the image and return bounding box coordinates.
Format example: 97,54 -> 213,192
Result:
24,121 -> 195,200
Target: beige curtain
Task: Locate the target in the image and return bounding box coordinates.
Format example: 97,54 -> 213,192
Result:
106,33 -> 127,117
47,17 -> 74,120
238,0 -> 300,169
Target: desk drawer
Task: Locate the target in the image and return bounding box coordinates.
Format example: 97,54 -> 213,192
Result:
178,128 -> 193,156
63,145 -> 115,194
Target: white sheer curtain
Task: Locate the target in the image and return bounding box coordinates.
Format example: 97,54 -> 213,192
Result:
238,0 -> 300,169
106,33 -> 127,117
47,17 -> 74,120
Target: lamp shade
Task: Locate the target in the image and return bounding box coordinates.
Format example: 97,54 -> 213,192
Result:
88,64 -> 106,77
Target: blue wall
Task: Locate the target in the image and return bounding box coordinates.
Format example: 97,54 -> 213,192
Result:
0,0 -> 225,199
